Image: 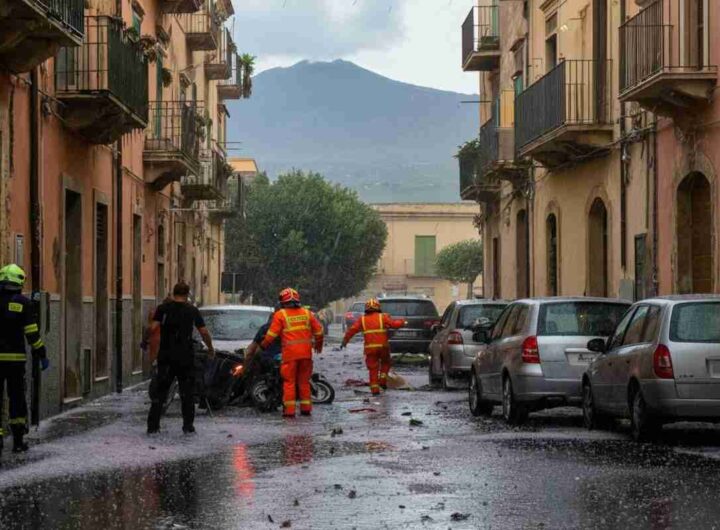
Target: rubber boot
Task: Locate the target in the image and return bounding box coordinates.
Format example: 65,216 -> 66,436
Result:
11,424 -> 29,453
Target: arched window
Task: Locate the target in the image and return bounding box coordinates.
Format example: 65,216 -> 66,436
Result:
516,209 -> 529,298
546,213 -> 558,296
677,172 -> 712,293
588,198 -> 608,297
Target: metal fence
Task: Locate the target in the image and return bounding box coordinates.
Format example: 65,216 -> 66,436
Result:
205,28 -> 233,73
145,101 -> 201,162
181,149 -> 227,194
461,4 -> 500,66
477,90 -> 515,174
619,0 -> 714,93
38,0 -> 85,38
55,16 -> 148,122
515,59 -> 612,152
177,12 -> 219,36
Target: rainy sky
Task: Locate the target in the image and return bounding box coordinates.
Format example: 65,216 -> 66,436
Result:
229,0 -> 478,93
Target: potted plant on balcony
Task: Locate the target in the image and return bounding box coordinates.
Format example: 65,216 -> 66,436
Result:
238,53 -> 256,98
161,68 -> 173,88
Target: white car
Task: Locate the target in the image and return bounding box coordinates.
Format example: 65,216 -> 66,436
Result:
198,305 -> 274,354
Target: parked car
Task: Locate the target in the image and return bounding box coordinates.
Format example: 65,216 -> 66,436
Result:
199,305 -> 274,354
469,297 -> 631,423
428,300 -> 509,389
379,295 -> 440,354
582,295 -> 720,441
343,301 -> 365,332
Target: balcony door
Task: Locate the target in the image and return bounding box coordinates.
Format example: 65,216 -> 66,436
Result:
516,209 -> 529,298
593,0 -> 608,122
685,0 -> 707,69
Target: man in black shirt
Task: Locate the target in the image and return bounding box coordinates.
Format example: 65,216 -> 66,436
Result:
147,282 -> 215,434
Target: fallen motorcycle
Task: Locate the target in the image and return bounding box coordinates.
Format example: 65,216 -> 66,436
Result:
249,357 -> 335,412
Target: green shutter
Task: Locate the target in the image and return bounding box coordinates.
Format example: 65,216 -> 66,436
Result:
415,236 -> 436,276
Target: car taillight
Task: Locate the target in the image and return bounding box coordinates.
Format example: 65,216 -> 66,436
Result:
521,336 -> 540,364
345,312 -> 354,320
232,364 -> 244,377
424,319 -> 440,329
448,331 -> 464,345
653,344 -> 674,379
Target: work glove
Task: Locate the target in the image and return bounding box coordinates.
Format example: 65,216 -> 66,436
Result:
40,358 -> 50,371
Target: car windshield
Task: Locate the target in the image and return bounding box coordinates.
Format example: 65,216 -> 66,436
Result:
380,300 -> 438,317
458,304 -> 507,329
670,302 -> 720,343
538,302 -> 629,337
200,309 -> 272,340
350,303 -> 365,312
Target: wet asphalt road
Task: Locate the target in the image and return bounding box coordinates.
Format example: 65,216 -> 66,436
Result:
2,342 -> 720,529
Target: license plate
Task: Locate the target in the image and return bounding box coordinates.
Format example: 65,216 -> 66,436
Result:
394,330 -> 418,338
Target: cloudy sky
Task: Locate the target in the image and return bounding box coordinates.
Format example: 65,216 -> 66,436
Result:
229,0 -> 478,94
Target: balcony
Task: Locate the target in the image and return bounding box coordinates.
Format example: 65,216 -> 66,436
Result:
161,0 -> 203,14
477,91 -> 528,184
218,60 -> 242,101
177,12 -> 218,51
181,149 -> 227,202
515,59 -> 613,169
619,0 -> 717,116
144,101 -> 202,190
0,0 -> 84,73
55,16 -> 148,144
461,5 -> 500,72
204,29 -> 232,80
459,147 -> 501,204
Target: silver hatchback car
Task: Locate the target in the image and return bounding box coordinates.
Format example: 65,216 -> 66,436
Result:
469,297 -> 631,424
582,295 -> 720,441
428,300 -> 508,389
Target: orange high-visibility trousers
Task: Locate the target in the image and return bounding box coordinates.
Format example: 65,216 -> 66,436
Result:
280,358 -> 313,416
366,349 -> 391,395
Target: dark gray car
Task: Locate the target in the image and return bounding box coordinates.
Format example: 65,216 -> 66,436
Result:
582,295 -> 720,441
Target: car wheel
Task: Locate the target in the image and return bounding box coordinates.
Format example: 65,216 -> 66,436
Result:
582,381 -> 611,430
428,354 -> 441,388
630,387 -> 659,442
502,376 -> 528,426
441,359 -> 453,391
469,370 -> 493,417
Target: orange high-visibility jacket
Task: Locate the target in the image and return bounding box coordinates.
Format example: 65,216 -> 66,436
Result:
261,307 -> 324,361
343,312 -> 405,354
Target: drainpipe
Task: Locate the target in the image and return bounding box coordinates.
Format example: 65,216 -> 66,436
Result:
114,140 -> 123,393
29,67 -> 41,427
651,121 -> 659,296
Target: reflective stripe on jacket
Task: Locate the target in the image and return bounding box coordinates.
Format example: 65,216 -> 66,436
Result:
261,307 -> 324,361
343,312 -> 405,354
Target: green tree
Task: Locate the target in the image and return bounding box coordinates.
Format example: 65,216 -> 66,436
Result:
435,239 -> 483,298
225,170 -> 387,308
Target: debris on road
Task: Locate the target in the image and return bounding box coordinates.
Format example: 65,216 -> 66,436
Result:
281,521 -> 292,528
401,412 -> 412,416
331,427 -> 344,437
344,379 -> 368,387
451,512 -> 470,521
348,490 -> 357,499
349,408 -> 377,413
409,419 -> 424,427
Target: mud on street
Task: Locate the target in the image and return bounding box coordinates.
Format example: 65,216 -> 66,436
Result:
2,342 -> 720,530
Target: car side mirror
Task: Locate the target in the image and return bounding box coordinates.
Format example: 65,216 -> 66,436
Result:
587,338 -> 607,354
430,324 -> 441,336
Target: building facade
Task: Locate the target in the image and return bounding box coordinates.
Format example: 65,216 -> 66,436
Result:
461,0 -> 716,302
364,203 -> 483,314
0,0 -> 246,416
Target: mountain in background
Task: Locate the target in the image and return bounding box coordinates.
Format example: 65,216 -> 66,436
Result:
226,59 -> 479,203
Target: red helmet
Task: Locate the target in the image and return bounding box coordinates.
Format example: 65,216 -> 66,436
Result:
279,287 -> 301,305
365,298 -> 381,312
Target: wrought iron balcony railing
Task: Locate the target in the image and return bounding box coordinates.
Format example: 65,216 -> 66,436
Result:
515,59 -> 612,154
619,0 -> 716,101
218,55 -> 242,100
145,101 -> 202,165
37,0 -> 85,38
177,11 -> 219,50
204,28 -> 233,80
461,4 -> 500,71
181,149 -> 227,201
476,90 -> 517,175
55,15 -> 148,142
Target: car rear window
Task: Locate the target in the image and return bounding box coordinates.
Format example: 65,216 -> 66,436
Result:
200,309 -> 272,340
350,303 -> 365,312
538,302 -> 629,337
380,300 -> 439,317
458,304 -> 507,329
670,302 -> 720,343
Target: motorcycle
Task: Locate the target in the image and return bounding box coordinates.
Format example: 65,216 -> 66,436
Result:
249,356 -> 335,412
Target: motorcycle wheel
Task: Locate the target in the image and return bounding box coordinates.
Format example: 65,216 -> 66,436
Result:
311,378 -> 335,404
250,376 -> 281,413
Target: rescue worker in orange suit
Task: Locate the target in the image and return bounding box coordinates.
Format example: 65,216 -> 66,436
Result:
0,264 -> 49,459
260,288 -> 324,417
340,298 -> 405,395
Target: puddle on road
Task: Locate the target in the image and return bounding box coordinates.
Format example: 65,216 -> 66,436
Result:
37,411 -> 123,442
0,437 -> 396,529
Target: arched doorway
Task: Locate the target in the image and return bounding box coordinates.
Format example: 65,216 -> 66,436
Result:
546,213 -> 558,296
516,209 -> 529,298
588,198 -> 608,297
677,172 -> 713,293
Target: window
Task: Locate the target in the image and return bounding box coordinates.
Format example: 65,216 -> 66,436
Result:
512,305 -> 529,335
201,309 -> 273,341
501,305 -> 521,338
670,302 -> 720,343
641,305 -> 662,343
414,236 -> 436,276
621,305 -> 649,346
131,8 -> 143,40
546,214 -> 558,296
608,307 -> 636,351
491,306 -> 513,341
538,302 -> 629,337
440,304 -> 454,327
513,75 -> 524,97
457,304 -> 508,329
379,300 -> 439,317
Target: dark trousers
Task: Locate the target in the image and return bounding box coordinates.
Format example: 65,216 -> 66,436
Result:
0,362 -> 28,437
147,362 -> 195,431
